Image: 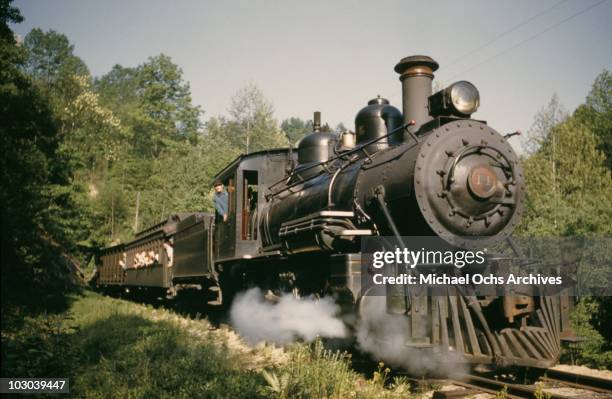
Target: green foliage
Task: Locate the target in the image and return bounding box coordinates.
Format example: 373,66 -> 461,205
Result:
2,292 -> 418,398
227,83 -> 287,153
518,117 -> 612,236
89,76 -> 289,240
5,4 -> 301,286
1,3 -> 81,310
563,298 -> 612,369
533,384 -> 551,399
262,341 -> 412,399
4,12 -> 302,310
281,117 -> 312,144
90,59 -> 285,241
0,0 -> 21,39
6,0 -> 609,386
0,0 -> 22,90
94,54 -> 203,158
590,297 -> 612,345
574,70 -> 612,169
61,75 -> 124,167
23,28 -> 89,79
2,292 -> 265,398
1,313 -> 80,378
23,28 -> 89,114
72,317 -> 262,398
262,340 -> 355,398
17,29 -> 118,257
523,94 -> 568,155
518,78 -> 612,366
138,55 -> 202,144
202,116 -> 243,170
494,385 -> 508,399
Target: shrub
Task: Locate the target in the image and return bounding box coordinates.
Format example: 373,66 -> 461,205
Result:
562,298 -> 612,369
261,340 -> 412,399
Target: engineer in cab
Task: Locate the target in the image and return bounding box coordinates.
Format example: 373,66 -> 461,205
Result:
213,180 -> 229,223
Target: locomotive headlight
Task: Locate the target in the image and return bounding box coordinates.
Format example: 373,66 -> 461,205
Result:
449,81 -> 480,115
428,81 -> 480,117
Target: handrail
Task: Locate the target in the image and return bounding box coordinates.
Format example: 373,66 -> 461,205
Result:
266,122 -> 417,198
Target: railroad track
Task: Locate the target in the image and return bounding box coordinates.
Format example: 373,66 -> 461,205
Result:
539,368 -> 612,394
449,374 -> 571,399
429,370 -> 612,399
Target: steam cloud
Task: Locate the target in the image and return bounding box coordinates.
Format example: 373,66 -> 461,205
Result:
356,295 -> 467,377
230,288 -> 467,377
230,288 -> 348,345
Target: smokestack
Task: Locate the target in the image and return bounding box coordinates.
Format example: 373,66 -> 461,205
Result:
313,111 -> 321,132
394,55 -> 439,132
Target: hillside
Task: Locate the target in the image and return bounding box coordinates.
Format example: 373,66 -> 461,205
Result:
1,291 -> 416,398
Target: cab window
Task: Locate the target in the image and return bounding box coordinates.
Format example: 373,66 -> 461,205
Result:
224,176 -> 236,218
241,170 -> 258,240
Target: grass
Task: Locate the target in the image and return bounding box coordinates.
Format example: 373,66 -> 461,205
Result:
262,343 -> 412,399
1,290 -> 417,398
2,291 -> 264,398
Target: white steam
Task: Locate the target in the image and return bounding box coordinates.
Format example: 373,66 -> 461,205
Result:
356,295 -> 467,377
230,287 -> 468,376
230,288 -> 347,345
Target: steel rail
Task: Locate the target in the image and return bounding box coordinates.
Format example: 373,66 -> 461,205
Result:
450,374 -> 577,399
539,368 -> 612,394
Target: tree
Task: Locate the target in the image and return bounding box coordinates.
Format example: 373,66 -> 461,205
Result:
574,70 -> 612,169
21,29 -> 132,248
23,28 -> 89,113
0,0 -> 21,40
281,117 -> 312,144
61,75 -> 124,174
201,116 -> 242,170
136,55 -> 202,147
94,55 -> 202,158
523,94 -> 568,155
519,117 -> 611,236
88,55 -> 206,237
94,64 -> 140,108
1,1 -> 80,308
227,83 -> 286,153
517,86 -> 612,366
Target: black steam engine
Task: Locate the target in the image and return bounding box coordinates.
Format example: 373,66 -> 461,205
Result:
96,56 -> 572,369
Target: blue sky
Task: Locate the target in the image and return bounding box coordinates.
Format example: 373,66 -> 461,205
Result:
11,0 -> 612,152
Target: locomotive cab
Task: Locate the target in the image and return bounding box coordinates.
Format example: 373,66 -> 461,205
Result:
211,149 -> 296,262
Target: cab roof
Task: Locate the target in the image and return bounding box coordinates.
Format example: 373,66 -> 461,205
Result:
211,148 -> 292,185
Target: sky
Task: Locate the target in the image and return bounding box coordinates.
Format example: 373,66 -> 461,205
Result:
11,0 -> 612,152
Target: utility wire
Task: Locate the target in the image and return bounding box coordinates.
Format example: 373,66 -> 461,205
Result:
444,0 -> 609,81
445,0 -> 569,70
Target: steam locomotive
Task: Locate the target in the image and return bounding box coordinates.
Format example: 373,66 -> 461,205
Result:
96,55 -> 573,369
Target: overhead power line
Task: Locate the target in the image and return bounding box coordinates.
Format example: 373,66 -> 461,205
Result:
445,0 -> 569,70
444,0 -> 609,81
